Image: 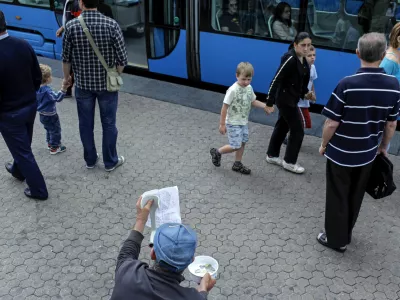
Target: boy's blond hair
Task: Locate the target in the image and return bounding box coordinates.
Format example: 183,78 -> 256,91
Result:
236,62 -> 254,77
39,64 -> 52,84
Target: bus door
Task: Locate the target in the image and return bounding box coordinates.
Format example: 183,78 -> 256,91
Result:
144,0 -> 188,78
0,0 -> 60,58
107,0 -> 147,68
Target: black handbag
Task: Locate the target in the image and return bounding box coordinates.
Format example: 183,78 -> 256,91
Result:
366,154 -> 396,199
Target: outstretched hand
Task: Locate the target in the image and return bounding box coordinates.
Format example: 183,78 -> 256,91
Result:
133,196 -> 153,233
56,26 -> 64,38
197,273 -> 216,293
136,196 -> 153,224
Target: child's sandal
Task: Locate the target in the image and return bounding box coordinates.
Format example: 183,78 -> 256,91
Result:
232,162 -> 251,175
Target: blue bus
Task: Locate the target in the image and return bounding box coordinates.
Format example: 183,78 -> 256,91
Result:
0,0 -> 399,120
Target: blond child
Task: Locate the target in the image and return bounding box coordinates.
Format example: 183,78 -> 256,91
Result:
210,62 -> 270,174
36,64 -> 69,154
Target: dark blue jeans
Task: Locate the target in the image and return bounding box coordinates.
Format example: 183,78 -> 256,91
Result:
0,102 -> 48,198
40,114 -> 62,147
75,87 -> 119,169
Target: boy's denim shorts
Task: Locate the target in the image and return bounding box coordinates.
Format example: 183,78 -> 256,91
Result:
227,124 -> 249,149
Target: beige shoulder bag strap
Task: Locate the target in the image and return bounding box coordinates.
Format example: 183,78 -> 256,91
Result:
77,15 -> 122,91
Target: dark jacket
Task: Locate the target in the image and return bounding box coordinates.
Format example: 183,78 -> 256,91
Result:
110,230 -> 208,300
0,35 -> 41,113
219,12 -> 242,33
266,48 -> 310,108
37,86 -> 66,116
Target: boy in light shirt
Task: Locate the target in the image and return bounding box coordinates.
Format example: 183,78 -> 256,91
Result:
210,62 -> 271,175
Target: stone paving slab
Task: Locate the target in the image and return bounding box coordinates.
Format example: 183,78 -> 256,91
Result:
0,77 -> 400,300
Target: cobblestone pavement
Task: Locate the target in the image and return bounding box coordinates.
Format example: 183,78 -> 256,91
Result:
1,78 -> 400,300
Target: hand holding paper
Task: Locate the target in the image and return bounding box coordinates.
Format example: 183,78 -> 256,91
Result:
140,186 -> 182,245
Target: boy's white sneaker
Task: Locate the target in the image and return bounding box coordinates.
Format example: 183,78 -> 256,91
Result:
282,161 -> 305,174
266,155 -> 283,166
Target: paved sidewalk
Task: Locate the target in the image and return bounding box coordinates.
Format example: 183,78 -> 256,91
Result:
0,78 -> 400,300
36,57 -> 400,156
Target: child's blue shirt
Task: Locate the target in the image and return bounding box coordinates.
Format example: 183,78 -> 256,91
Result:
36,85 -> 65,116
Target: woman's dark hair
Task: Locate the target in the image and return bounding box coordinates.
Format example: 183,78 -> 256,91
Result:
288,32 -> 311,50
273,2 -> 292,27
0,10 -> 6,33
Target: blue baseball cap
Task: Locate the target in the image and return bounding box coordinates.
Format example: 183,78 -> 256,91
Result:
153,223 -> 197,273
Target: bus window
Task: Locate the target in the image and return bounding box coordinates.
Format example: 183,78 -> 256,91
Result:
315,0 -> 340,11
305,0 -> 361,51
346,0 -> 397,39
149,0 -> 182,26
212,0 -> 300,40
18,0 -> 50,8
268,0 -> 300,40
345,0 -> 362,15
213,0 -> 260,35
54,0 -> 66,10
111,0 -> 146,67
148,0 -> 183,59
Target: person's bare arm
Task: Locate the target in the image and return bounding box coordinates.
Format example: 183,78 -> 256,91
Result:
62,62 -> 72,87
319,118 -> 340,155
251,100 -> 267,109
219,104 -> 229,135
378,120 -> 397,156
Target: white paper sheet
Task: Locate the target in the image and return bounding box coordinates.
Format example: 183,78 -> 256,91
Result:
144,186 -> 181,228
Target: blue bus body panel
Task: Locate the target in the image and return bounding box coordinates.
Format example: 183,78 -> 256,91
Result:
199,32 -> 360,107
7,29 -> 55,58
148,30 -> 188,79
0,4 -> 61,59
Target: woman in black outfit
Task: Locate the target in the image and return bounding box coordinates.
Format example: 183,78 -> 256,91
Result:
265,32 -> 313,174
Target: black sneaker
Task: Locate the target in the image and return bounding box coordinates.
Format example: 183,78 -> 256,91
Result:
210,148 -> 221,167
317,232 -> 347,253
232,161 -> 251,175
